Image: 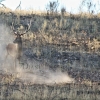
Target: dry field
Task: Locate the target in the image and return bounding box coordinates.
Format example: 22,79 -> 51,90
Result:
0,8 -> 100,99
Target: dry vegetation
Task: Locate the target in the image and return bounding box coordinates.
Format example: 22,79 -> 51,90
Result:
0,5 -> 100,99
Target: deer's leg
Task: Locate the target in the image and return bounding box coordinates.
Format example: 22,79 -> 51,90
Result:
3,52 -> 8,66
2,52 -> 9,72
5,52 -> 8,61
14,58 -> 17,69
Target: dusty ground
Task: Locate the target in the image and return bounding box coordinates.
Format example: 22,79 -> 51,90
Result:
0,46 -> 100,99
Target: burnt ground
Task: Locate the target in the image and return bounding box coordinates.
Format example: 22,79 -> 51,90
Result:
0,46 -> 100,99
49,51 -> 100,83
23,45 -> 100,84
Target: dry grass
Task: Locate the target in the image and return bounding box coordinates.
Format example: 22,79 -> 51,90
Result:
0,7 -> 12,14
0,6 -> 100,100
14,9 -> 46,16
0,7 -> 46,16
0,7 -> 99,18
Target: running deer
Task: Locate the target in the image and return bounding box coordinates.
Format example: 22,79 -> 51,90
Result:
5,19 -> 32,68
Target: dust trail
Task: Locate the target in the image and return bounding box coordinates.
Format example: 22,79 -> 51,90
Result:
14,59 -> 75,85
0,23 -> 14,69
0,23 -> 75,85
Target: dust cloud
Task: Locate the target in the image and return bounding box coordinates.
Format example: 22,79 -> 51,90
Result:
15,64 -> 75,85
0,23 -> 75,85
0,23 -> 14,69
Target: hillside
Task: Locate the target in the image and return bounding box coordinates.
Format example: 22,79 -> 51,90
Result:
0,8 -> 100,100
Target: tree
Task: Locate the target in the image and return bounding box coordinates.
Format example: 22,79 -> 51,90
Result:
46,0 -> 59,15
0,0 -> 6,8
61,7 -> 66,16
79,0 -> 96,14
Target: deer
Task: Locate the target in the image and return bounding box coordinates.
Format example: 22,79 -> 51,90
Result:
5,18 -> 32,69
5,31 -> 25,69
